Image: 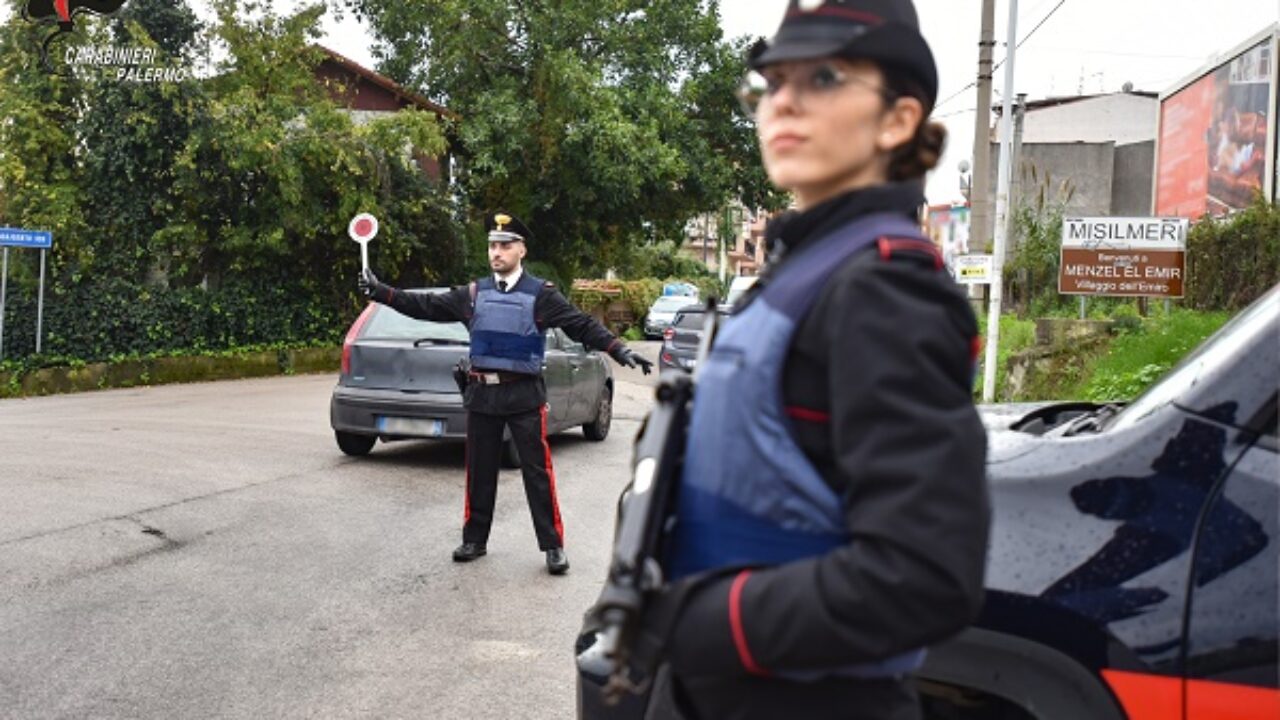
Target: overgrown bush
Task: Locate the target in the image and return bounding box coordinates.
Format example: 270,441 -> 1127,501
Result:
1184,198 -> 1279,312
1005,168 -> 1076,317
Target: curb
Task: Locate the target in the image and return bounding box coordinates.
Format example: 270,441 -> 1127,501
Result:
0,347 -> 341,399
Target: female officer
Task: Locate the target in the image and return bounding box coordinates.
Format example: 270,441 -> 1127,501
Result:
651,1 -> 990,718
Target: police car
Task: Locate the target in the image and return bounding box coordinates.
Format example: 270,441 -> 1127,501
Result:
577,284 -> 1278,719
915,284 -> 1277,719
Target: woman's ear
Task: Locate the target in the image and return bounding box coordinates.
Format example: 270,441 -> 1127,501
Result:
876,96 -> 925,153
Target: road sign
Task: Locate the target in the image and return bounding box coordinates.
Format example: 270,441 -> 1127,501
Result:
953,254 -> 994,285
0,227 -> 53,360
1059,217 -> 1188,298
348,213 -> 379,274
0,228 -> 53,249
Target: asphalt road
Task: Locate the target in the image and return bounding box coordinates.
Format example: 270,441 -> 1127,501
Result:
0,343 -> 662,719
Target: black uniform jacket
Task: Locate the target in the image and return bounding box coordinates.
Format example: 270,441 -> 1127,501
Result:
375,278 -> 620,415
664,184 -> 990,711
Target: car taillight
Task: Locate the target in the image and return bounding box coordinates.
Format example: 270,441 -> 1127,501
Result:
663,328 -> 675,342
341,304 -> 377,375
661,352 -> 673,363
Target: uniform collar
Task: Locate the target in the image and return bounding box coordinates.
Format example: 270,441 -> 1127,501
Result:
764,182 -> 924,259
495,266 -> 524,290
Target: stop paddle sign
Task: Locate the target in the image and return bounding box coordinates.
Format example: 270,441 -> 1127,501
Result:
348,213 -> 379,272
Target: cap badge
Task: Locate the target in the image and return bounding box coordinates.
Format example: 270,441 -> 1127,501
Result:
494,213 -> 511,231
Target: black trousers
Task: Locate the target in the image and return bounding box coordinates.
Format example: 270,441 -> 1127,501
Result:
462,405 -> 564,550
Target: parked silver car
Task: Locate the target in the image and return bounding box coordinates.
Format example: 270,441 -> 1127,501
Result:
330,290 -> 615,466
643,295 -> 698,339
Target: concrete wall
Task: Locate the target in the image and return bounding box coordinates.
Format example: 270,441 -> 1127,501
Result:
988,141 -> 1118,219
1112,141 -> 1156,216
985,139 -> 1157,226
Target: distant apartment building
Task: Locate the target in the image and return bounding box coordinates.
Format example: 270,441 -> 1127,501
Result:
680,207 -> 769,277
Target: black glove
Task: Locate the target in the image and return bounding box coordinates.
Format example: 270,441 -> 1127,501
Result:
358,268 -> 390,302
610,344 -> 653,375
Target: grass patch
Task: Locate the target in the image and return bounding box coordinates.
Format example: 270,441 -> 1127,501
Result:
1070,309 -> 1230,402
974,313 -> 1037,400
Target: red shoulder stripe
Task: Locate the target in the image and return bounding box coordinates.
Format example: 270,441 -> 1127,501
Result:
876,237 -> 944,270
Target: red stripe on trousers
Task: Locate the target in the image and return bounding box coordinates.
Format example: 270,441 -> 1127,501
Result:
540,405 -> 565,543
729,571 -> 768,676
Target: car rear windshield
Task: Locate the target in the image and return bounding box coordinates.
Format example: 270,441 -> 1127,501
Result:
672,311 -> 705,328
363,301 -> 469,342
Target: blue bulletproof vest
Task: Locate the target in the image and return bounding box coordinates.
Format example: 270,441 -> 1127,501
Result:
668,212 -> 929,679
469,274 -> 545,375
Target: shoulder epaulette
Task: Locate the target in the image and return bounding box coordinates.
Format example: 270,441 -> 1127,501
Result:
876,237 -> 944,271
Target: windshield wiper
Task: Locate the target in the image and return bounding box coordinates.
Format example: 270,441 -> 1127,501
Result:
1063,403 -> 1125,436
413,338 -> 469,347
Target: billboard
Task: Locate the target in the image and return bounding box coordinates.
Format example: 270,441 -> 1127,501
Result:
1155,27 -> 1277,218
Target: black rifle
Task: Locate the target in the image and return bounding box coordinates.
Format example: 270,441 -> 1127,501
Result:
585,297 -> 721,706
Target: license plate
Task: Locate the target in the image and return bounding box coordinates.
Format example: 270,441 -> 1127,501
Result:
377,416 -> 444,437
683,358 -> 697,369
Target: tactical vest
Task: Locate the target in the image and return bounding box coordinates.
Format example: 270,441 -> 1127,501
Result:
469,274 -> 545,375
668,212 -> 930,679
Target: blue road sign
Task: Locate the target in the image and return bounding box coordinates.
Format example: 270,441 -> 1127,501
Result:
0,228 -> 53,249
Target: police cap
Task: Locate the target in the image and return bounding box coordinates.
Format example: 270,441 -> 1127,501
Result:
750,0 -> 938,110
486,212 -> 533,244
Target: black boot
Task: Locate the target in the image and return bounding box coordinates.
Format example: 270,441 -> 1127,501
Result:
545,548 -> 569,575
453,542 -> 487,562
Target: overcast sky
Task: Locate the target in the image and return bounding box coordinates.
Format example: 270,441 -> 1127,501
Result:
6,0 -> 1278,203
306,0 -> 1279,204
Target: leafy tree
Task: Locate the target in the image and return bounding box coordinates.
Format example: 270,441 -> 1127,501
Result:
342,0 -> 787,280
0,0 -> 466,362
0,0 -> 95,283
79,0 -> 204,280
160,0 -> 461,304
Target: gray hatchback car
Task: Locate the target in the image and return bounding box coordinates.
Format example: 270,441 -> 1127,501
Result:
330,290 -> 615,465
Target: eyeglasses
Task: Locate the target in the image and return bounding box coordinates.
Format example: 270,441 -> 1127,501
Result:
736,62 -> 897,116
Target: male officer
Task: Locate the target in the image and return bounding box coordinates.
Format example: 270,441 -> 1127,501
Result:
359,213 -> 652,575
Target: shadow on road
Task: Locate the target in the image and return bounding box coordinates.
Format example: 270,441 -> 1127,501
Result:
337,430 -> 606,469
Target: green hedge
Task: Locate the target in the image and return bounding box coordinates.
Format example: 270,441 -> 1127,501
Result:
1184,198 -> 1279,312
0,275 -> 350,368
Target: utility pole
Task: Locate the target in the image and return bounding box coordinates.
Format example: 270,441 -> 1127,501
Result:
969,0 -> 997,255
1008,92 -> 1027,244
982,0 -> 1018,403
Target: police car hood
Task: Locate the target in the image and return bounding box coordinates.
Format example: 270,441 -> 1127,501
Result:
978,402 -> 1059,464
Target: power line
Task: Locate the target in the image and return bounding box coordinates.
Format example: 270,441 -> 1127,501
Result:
1012,0 -> 1067,56
934,0 -> 1069,111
